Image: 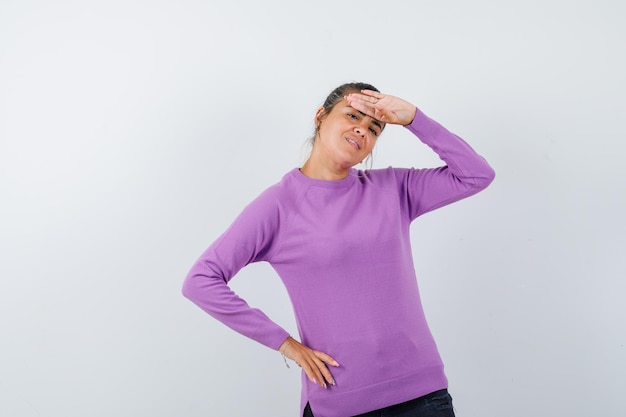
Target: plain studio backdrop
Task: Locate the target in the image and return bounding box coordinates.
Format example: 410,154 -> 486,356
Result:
1,1 -> 624,416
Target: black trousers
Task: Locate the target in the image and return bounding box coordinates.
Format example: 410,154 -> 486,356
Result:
303,389 -> 455,417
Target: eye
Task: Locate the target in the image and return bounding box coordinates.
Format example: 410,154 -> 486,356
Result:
347,113 -> 359,120
369,127 -> 379,136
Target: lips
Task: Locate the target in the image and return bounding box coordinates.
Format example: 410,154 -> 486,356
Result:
345,136 -> 361,150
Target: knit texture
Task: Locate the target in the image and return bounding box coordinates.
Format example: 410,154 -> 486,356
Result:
182,108 -> 495,417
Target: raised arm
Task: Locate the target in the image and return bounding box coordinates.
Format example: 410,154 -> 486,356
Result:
347,89 -> 495,219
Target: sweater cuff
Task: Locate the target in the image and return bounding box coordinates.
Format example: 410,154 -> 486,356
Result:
266,327 -> 292,351
403,107 -> 443,141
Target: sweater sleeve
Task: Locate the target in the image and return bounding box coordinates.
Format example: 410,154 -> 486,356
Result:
181,187 -> 291,350
397,107 -> 496,220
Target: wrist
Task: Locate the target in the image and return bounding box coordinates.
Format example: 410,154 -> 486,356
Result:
402,106 -> 418,126
279,336 -> 293,369
278,336 -> 293,354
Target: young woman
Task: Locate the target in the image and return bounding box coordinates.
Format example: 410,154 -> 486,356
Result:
182,82 -> 495,417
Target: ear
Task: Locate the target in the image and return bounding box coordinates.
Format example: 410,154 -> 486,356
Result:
314,106 -> 325,128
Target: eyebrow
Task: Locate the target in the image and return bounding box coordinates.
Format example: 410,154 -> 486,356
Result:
356,110 -> 384,130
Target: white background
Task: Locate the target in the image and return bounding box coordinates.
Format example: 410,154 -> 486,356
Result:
1,1 -> 624,416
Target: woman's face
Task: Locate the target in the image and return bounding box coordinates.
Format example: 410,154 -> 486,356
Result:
315,99 -> 384,169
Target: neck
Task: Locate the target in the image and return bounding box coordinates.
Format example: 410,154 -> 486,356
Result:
300,157 -> 350,180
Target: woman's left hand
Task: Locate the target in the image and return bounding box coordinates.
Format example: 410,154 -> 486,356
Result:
345,90 -> 417,126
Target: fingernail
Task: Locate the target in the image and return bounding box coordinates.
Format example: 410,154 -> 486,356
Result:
330,379 -> 336,386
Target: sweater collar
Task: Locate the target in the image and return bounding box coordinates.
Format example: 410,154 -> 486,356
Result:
288,168 -> 360,189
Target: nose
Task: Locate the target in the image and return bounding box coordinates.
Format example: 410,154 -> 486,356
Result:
354,125 -> 366,137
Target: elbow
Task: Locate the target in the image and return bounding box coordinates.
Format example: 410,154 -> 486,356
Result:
182,270 -> 204,302
474,164 -> 495,190
484,165 -> 496,186
181,273 -> 195,301
181,261 -> 227,303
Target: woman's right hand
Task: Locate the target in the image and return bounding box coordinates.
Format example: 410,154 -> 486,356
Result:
279,337 -> 340,389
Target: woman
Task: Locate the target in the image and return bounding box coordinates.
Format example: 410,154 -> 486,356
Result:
182,82 -> 495,417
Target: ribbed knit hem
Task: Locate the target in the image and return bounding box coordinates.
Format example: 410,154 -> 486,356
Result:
302,366 -> 448,417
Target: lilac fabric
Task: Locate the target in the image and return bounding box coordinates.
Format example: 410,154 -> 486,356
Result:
182,108 -> 495,417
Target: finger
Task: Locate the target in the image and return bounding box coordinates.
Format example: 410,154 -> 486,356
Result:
302,356 -> 328,388
345,98 -> 377,118
311,356 -> 331,388
351,103 -> 375,117
312,355 -> 336,386
361,89 -> 384,99
357,94 -> 380,104
288,346 -> 324,386
314,350 -> 340,367
285,341 -> 338,388
346,93 -> 378,106
307,352 -> 337,388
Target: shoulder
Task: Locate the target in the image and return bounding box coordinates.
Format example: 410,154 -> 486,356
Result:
359,166 -> 412,185
239,169 -> 303,219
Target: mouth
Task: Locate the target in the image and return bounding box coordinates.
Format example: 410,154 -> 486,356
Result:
345,136 -> 361,150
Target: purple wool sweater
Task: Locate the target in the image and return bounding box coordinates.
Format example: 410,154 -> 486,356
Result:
182,108 -> 495,417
